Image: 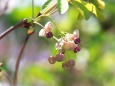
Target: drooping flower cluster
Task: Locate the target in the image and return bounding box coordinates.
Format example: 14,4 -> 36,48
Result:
54,30 -> 80,70
38,21 -> 81,70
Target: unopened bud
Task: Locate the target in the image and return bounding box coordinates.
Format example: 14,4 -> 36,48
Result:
46,31 -> 53,38
48,56 -> 56,64
74,38 -> 80,44
55,53 -> 65,62
73,46 -> 81,53
62,59 -> 76,70
62,62 -> 68,70
67,59 -> 76,68
45,22 -> 53,30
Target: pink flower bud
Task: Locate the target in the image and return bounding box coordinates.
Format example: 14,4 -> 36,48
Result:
46,31 -> 53,38
55,53 -> 65,62
48,56 -> 56,64
74,38 -> 80,44
73,46 -> 81,53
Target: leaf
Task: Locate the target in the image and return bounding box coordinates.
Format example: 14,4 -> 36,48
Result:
73,0 -> 104,20
40,0 -> 56,14
89,0 -> 99,8
72,1 -> 90,20
97,0 -> 105,9
96,8 -> 104,20
90,0 -> 105,9
85,3 -> 104,20
58,0 -> 69,14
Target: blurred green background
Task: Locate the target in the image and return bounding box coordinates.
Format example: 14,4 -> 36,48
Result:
0,0 -> 115,86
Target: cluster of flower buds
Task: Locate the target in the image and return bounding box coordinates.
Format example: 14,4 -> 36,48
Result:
39,22 -> 53,38
0,63 -> 3,72
48,54 -> 76,70
47,29 -> 81,70
38,22 -> 81,70
48,53 -> 65,64
62,59 -> 76,70
56,29 -> 81,53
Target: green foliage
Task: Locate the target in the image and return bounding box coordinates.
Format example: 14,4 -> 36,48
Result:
73,0 -> 104,20
40,0 -> 54,14
3,0 -> 115,86
40,0 -> 105,20
72,1 -> 90,20
58,0 -> 69,14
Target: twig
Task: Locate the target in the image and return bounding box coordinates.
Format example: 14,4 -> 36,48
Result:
13,35 -> 30,86
0,18 -> 27,40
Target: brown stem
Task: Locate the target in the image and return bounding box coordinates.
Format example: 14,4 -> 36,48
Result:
0,18 -> 27,40
13,35 -> 30,86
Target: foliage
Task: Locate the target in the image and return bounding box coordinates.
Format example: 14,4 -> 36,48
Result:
1,0 -> 115,86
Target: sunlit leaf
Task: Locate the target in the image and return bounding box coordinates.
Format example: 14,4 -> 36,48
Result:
97,0 -> 105,9
90,0 -> 105,9
95,8 -> 104,20
72,1 -> 90,20
73,0 -> 104,20
40,0 -> 56,14
58,0 -> 69,14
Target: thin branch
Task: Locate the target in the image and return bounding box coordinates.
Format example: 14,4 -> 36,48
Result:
0,18 -> 27,40
13,35 -> 30,86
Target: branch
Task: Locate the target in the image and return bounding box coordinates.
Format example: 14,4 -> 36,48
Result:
0,18 -> 27,40
13,35 -> 30,86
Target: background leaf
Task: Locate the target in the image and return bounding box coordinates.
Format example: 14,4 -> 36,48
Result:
73,0 -> 104,20
40,0 -> 56,14
58,0 -> 69,14
72,1 -> 90,20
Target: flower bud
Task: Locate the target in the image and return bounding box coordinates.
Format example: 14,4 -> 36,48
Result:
62,60 -> 76,70
46,31 -> 53,38
74,38 -> 80,44
73,46 -> 81,53
67,59 -> 76,68
55,53 -> 65,62
62,62 -> 68,70
48,56 -> 56,64
45,22 -> 53,32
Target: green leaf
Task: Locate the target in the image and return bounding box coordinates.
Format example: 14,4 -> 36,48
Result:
96,8 -> 104,20
84,3 -> 104,20
90,0 -> 105,9
72,1 -> 90,20
40,0 -> 55,14
58,0 -> 69,14
73,0 -> 104,20
89,0 -> 99,8
97,0 -> 105,9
